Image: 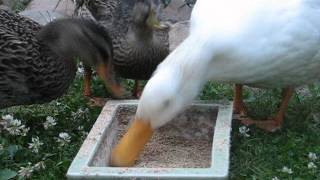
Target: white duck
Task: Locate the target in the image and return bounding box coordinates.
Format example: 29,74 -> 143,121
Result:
111,0 -> 320,166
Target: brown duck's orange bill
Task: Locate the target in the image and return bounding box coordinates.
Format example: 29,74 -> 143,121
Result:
96,63 -> 124,98
111,118 -> 153,167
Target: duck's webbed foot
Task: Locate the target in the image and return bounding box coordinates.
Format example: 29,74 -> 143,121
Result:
239,117 -> 282,132
82,67 -> 108,107
233,85 -> 294,132
87,97 -> 109,107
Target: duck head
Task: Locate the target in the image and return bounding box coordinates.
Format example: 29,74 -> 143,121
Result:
132,0 -> 168,30
37,18 -> 125,98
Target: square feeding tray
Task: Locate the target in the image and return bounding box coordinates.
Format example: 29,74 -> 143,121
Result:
67,100 -> 233,180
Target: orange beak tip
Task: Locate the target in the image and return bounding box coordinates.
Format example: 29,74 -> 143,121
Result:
109,119 -> 154,167
110,149 -> 135,167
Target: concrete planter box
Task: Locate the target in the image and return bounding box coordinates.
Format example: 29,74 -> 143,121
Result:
67,100 -> 233,180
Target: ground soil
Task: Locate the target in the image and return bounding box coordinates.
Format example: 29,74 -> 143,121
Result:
114,105 -> 217,168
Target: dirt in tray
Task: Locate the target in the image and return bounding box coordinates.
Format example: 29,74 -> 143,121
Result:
114,105 -> 217,168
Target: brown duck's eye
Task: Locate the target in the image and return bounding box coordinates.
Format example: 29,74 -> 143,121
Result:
161,0 -> 171,7
152,0 -> 161,6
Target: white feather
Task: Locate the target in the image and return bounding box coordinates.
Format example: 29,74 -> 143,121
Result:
138,0 -> 320,128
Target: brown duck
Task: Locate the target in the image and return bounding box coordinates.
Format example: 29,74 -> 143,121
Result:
0,9 -> 123,109
75,0 -> 169,97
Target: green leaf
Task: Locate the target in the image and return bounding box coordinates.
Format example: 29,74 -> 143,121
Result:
7,145 -> 20,159
0,169 -> 17,180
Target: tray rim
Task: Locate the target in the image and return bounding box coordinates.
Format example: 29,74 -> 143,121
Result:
67,100 -> 233,180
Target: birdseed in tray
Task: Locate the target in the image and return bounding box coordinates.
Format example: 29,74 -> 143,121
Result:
113,105 -> 217,168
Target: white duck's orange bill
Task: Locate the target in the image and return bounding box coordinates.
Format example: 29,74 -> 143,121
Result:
111,118 -> 153,167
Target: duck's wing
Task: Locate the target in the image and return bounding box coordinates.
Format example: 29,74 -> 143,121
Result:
0,26 -> 39,108
0,10 -> 76,108
0,29 -> 68,108
0,10 -> 40,106
0,9 -> 41,35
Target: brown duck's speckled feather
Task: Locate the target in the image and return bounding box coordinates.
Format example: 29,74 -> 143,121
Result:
0,10 -> 76,108
77,0 -> 169,80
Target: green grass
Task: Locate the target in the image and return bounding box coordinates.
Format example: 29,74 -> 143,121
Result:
4,0 -> 318,179
0,75 -> 320,179
11,0 -> 32,13
231,87 -> 320,180
0,74 -> 102,179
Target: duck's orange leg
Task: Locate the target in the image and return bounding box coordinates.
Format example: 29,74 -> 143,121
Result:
233,84 -> 247,117
83,66 -> 108,107
133,80 -> 142,98
239,87 -> 294,132
83,66 -> 92,97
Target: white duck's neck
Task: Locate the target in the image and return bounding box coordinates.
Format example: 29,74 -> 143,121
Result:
150,36 -> 213,127
160,34 -> 214,85
136,34 -> 216,128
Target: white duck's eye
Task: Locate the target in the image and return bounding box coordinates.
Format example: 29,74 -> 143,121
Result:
161,99 -> 172,110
